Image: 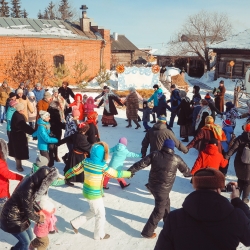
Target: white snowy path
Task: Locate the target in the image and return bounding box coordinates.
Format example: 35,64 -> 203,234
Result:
0,90 -> 249,250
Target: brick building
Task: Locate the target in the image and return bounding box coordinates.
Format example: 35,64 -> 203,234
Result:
0,6 -> 110,86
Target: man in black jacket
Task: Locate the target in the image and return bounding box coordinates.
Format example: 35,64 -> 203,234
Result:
141,116 -> 188,157
58,81 -> 75,104
128,139 -> 191,239
154,168 -> 250,250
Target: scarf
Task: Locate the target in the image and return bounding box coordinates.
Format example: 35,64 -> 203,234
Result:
103,90 -> 115,113
87,112 -> 98,126
202,123 -> 227,141
195,105 -> 211,130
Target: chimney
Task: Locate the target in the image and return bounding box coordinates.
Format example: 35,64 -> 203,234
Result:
80,5 -> 90,32
113,32 -> 118,41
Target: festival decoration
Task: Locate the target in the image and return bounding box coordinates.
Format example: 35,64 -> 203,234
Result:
152,65 -> 160,74
116,64 -> 125,74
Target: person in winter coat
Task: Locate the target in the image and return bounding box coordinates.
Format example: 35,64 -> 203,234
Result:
147,84 -> 163,123
154,168 -> 250,250
225,123 -> 250,203
204,93 -> 222,120
15,82 -> 29,97
167,84 -> 181,128
156,93 -> 171,118
194,99 -> 211,133
9,103 -> 35,172
52,87 -> 68,122
187,116 -> 226,153
94,86 -> 108,101
139,100 -> 152,132
65,142 -> 132,240
220,119 -> 234,175
36,91 -> 52,121
126,87 -> 140,129
5,92 -> 17,113
58,81 -> 75,104
176,92 -> 192,142
190,85 -> 201,105
30,196 -> 58,250
191,138 -> 228,175
141,116 -> 188,157
16,88 -> 34,121
6,100 -> 17,139
48,101 -> 66,163
214,80 -> 226,112
191,97 -> 202,135
223,101 -> 248,130
32,83 -> 45,102
0,80 -> 11,123
0,166 -> 59,250
128,139 -> 191,239
28,91 -> 37,129
86,111 -> 100,144
69,93 -> 84,121
0,139 -> 23,214
84,96 -> 97,119
103,137 -> 141,189
97,88 -> 123,127
59,122 -> 92,186
33,111 -> 58,167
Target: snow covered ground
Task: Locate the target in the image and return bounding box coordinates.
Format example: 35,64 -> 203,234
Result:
0,87 -> 249,250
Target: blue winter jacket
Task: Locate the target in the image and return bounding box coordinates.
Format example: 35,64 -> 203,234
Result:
170,89 -> 181,108
6,107 -> 16,132
109,143 -> 142,171
222,125 -> 234,152
33,118 -> 58,151
148,88 -> 163,106
32,88 -> 45,102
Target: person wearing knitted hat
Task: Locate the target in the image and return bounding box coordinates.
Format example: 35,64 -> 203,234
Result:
32,83 -> 45,102
5,92 -> 17,113
32,110 -> 58,166
86,111 -> 100,144
225,123 -> 250,203
141,115 -> 188,158
0,80 -> 11,123
129,139 -> 191,239
147,84 -> 163,124
220,119 -> 234,175
51,87 -> 67,122
103,137 -> 141,189
65,141 -> 132,239
58,122 -> 91,186
8,102 -> 35,171
187,115 -> 226,153
6,99 -> 18,139
155,168 -> 250,250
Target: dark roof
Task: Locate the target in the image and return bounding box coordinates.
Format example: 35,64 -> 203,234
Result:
111,35 -> 138,51
0,17 -> 103,40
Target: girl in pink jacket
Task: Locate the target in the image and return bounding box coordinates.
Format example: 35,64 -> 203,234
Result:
84,97 -> 97,117
30,196 -> 58,250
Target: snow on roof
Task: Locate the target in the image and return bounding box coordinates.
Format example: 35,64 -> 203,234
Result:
210,29 -> 250,50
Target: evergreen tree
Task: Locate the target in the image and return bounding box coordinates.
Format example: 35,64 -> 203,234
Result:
47,1 -> 55,20
11,0 -> 22,18
43,9 -> 49,19
37,10 -> 43,19
0,0 -> 10,17
22,8 -> 28,18
58,0 -> 72,20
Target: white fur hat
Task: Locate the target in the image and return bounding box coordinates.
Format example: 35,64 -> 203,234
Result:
16,88 -> 23,94
39,110 -> 50,120
39,196 -> 55,213
15,102 -> 25,112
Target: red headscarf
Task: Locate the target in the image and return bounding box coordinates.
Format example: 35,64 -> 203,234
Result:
87,111 -> 98,126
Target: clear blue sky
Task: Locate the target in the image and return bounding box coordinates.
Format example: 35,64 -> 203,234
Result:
21,0 -> 250,49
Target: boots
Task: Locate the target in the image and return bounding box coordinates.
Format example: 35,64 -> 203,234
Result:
150,113 -> 156,123
138,115 -> 141,122
15,159 -> 23,172
119,181 -> 130,189
126,119 -> 132,128
182,137 -> 189,142
133,120 -> 141,129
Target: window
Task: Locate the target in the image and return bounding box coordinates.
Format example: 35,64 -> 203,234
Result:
226,62 -> 231,73
53,55 -> 65,67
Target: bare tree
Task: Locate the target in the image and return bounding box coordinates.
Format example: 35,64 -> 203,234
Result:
0,0 -> 10,17
170,10 -> 232,70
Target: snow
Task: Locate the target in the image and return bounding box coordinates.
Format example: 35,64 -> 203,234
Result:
210,29 -> 250,50
0,85 -> 249,250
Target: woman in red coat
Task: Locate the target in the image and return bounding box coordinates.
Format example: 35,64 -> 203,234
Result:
0,139 -> 23,213
69,94 -> 84,121
191,138 -> 228,175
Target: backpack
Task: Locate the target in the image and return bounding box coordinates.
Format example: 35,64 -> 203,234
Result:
241,143 -> 250,164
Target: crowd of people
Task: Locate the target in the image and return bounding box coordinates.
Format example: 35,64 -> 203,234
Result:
0,79 -> 250,250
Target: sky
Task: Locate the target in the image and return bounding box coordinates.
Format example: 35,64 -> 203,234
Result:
20,0 -> 250,49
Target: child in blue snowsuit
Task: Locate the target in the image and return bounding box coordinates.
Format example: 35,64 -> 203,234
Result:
139,100 -> 152,132
103,137 -> 141,189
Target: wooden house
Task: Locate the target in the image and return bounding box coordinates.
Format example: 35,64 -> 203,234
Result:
210,29 -> 250,79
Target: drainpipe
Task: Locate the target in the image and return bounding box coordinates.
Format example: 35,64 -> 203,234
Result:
100,40 -> 106,71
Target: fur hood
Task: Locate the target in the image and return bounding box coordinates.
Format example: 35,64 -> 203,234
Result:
33,167 -> 59,202
0,139 -> 8,161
